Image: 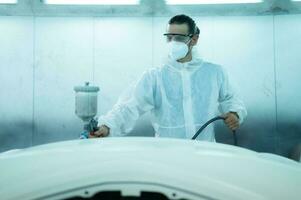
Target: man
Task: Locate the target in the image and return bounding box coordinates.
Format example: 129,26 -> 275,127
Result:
90,14 -> 247,141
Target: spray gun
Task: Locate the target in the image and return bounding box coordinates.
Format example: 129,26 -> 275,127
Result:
74,82 -> 100,139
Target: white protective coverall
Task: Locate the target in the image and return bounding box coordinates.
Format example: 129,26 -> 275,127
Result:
98,50 -> 247,141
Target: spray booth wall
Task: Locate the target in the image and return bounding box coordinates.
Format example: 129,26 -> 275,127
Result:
0,15 -> 300,157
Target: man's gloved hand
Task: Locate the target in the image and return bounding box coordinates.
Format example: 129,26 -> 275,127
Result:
222,112 -> 239,131
89,125 -> 110,138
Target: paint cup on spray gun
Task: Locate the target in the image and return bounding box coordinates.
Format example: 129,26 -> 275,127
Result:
74,82 -> 99,139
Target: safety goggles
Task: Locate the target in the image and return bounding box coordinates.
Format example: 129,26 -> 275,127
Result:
163,33 -> 193,43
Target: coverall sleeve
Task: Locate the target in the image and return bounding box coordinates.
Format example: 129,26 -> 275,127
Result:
217,66 -> 247,124
98,70 -> 155,136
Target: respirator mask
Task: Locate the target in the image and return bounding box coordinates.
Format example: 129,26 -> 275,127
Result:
164,33 -> 193,61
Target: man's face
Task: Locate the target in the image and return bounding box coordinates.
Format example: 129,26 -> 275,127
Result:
165,23 -> 198,47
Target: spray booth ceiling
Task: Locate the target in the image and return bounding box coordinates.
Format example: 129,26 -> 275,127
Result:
0,0 -> 301,17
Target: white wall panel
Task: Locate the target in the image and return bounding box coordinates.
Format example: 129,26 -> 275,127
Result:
274,15 -> 301,156
0,17 -> 34,151
34,17 -> 94,144
152,17 -> 169,68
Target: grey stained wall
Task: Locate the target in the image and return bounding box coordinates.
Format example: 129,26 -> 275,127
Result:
0,15 -> 301,158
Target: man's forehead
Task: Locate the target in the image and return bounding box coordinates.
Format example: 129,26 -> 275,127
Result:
166,24 -> 189,34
